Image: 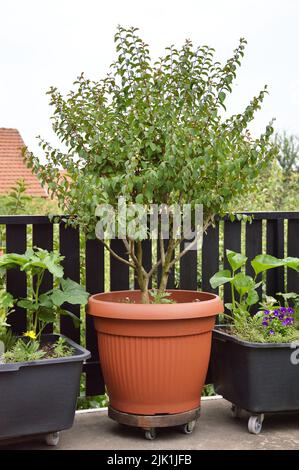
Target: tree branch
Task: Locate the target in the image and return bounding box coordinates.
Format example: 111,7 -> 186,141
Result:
159,235 -> 165,266
99,239 -> 135,268
168,218 -> 212,269
148,258 -> 162,279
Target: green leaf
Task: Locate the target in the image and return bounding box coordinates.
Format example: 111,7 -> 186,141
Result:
294,299 -> 299,328
59,308 -> 81,327
218,91 -> 226,103
251,254 -> 284,276
0,253 -> 27,270
254,281 -> 263,289
38,307 -> 56,323
39,293 -> 53,308
283,257 -> 299,271
17,299 -> 39,311
233,273 -> 255,295
276,292 -> 299,300
0,291 -> 14,310
246,289 -> 259,306
51,289 -> 66,307
149,142 -> 156,152
210,270 -> 233,289
60,278 -> 89,305
226,249 -> 247,272
42,254 -> 64,278
135,194 -> 143,204
224,303 -> 233,311
29,253 -> 64,278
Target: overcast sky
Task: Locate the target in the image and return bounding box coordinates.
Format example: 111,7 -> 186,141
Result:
1,0 -> 299,158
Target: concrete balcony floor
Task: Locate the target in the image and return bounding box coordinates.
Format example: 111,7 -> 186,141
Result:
2,397 -> 299,450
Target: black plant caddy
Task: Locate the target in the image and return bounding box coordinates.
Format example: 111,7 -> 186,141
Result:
0,334 -> 90,445
210,327 -> 299,434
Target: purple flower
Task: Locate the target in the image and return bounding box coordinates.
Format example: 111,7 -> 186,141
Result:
264,310 -> 270,315
269,329 -> 275,335
287,307 -> 294,314
262,321 -> 268,327
280,307 -> 287,313
282,317 -> 294,326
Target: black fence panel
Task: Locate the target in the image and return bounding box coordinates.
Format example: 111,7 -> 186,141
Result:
245,219 -> 263,310
288,219 -> 299,295
5,224 -> 27,335
32,223 -> 54,333
223,220 -> 242,308
59,223 -> 81,344
180,239 -> 198,290
0,212 -> 298,396
202,223 -> 219,293
266,219 -> 285,296
110,239 -> 129,291
85,239 -> 105,395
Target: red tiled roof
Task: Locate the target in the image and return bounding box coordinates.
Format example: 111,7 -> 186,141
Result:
0,128 -> 46,196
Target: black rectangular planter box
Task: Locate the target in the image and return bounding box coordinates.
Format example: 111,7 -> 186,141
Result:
210,328 -> 299,413
0,334 -> 90,441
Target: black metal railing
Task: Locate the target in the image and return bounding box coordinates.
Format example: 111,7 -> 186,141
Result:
0,212 -> 298,396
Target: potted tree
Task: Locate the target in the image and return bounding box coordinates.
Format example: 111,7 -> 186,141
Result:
0,248 -> 90,445
210,250 -> 299,434
26,26 -> 276,439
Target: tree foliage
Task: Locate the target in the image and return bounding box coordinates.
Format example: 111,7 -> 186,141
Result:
26,26 -> 277,302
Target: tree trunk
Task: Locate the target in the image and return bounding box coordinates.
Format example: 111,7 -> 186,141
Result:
140,289 -> 150,304
135,264 -> 150,304
158,260 -> 171,294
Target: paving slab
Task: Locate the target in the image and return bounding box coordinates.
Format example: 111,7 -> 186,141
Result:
1,398 -> 299,450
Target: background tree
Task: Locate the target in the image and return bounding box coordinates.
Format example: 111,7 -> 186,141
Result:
275,131 -> 299,177
26,26 -> 277,303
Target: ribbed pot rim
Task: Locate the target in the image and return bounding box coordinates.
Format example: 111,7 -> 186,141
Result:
88,289 -> 224,320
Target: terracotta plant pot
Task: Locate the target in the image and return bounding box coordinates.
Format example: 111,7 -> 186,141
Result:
88,290 -> 223,415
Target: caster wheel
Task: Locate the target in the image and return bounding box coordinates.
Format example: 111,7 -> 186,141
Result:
144,428 -> 156,440
45,431 -> 60,446
181,420 -> 196,434
231,404 -> 242,418
248,415 -> 264,435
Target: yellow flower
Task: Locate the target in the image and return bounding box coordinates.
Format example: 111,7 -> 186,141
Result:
23,330 -> 37,340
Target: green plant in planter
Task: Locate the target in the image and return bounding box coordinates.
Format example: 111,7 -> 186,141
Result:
0,258 -> 15,352
0,248 -> 89,339
0,289 -> 15,352
26,26 -> 277,303
0,248 -> 89,361
210,249 -> 299,342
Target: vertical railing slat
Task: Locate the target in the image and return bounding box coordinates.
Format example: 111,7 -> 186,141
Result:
266,219 -> 285,296
6,224 -> 27,334
180,239 -> 198,290
85,238 -> 105,395
32,223 -> 54,333
202,223 -> 219,293
223,220 -> 241,307
245,220 -> 263,311
59,223 -> 81,343
287,219 -> 299,295
110,239 -> 129,291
